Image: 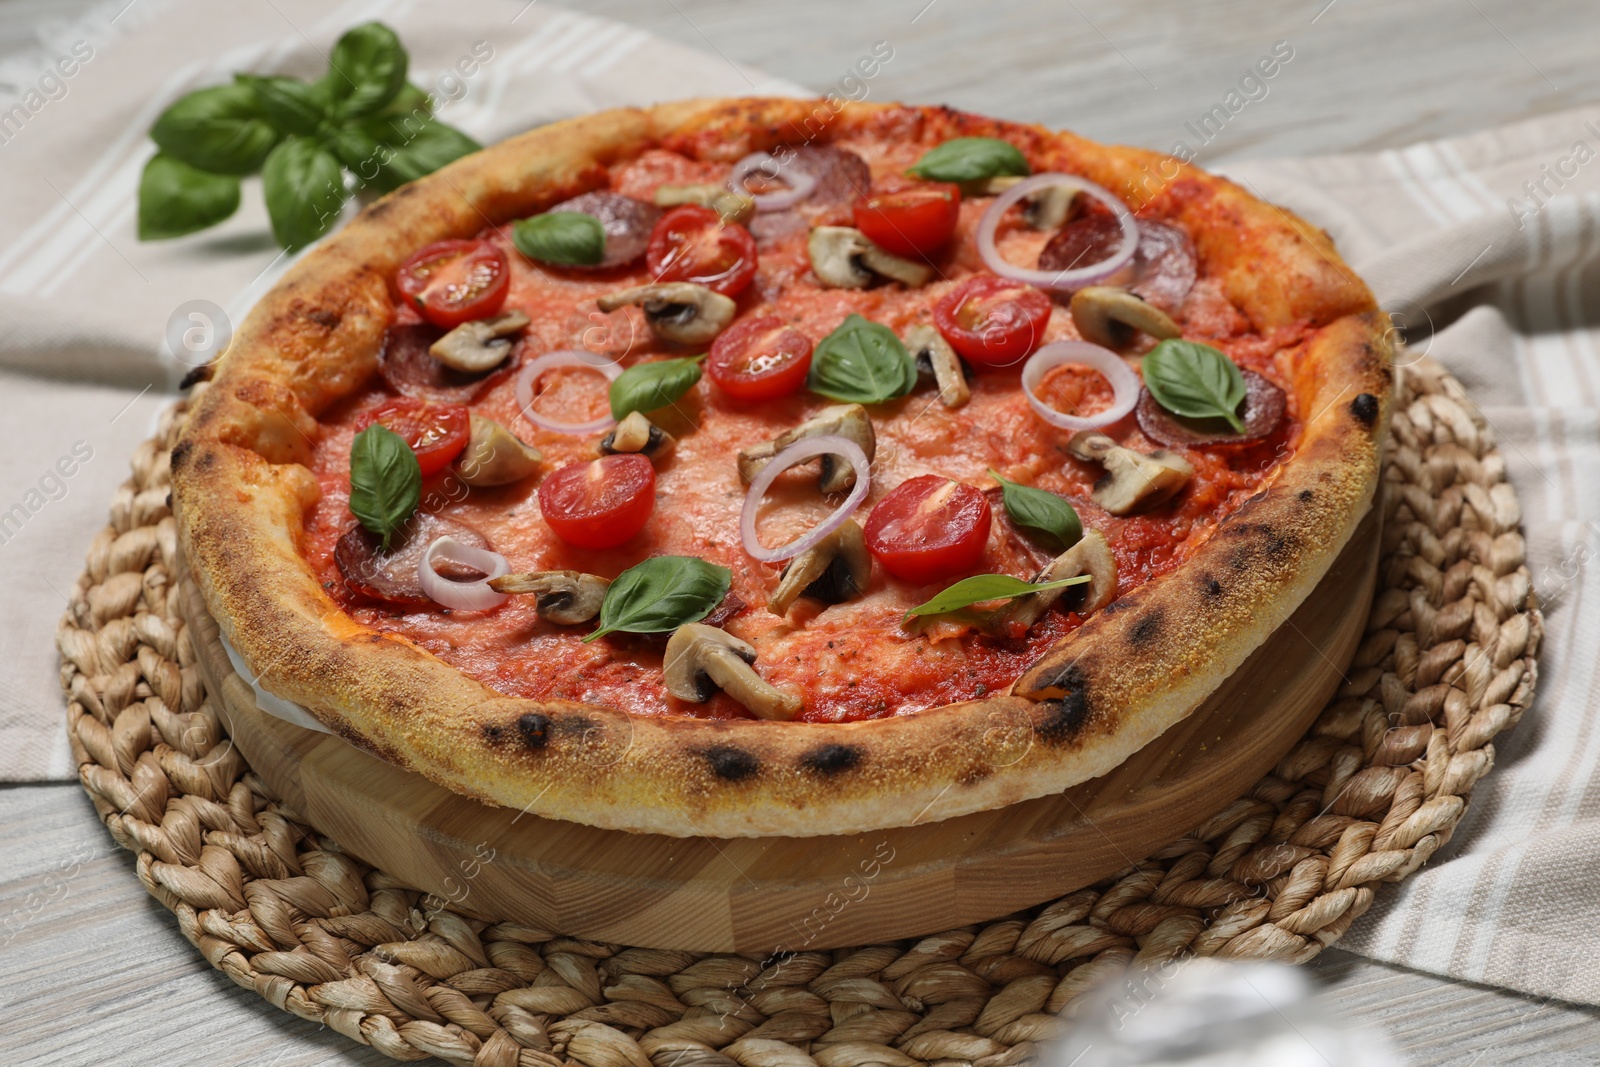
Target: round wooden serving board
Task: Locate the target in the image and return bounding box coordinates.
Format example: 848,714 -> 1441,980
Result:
181,510 -> 1377,953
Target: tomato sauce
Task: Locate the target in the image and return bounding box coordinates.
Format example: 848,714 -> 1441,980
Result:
298,134 -> 1304,723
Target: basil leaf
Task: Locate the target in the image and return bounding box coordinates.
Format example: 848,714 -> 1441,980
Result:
512,211 -> 606,266
149,83 -> 280,175
989,470 -> 1082,551
319,21 -> 408,119
610,356 -> 704,420
585,556 -> 732,642
904,572 -> 1091,622
261,137 -> 349,250
349,424 -> 421,550
236,74 -> 328,137
138,153 -> 241,240
808,314 -> 917,404
908,137 -> 1031,183
358,114 -> 481,193
1142,339 -> 1248,432
378,81 -> 432,119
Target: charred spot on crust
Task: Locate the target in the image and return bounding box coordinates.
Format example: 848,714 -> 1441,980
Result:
1351,393 -> 1379,426
1202,574 -> 1224,601
1298,488 -> 1314,502
178,365 -> 214,390
705,745 -> 760,781
306,308 -> 341,330
1027,664 -> 1092,743
801,744 -> 862,775
517,712 -> 551,749
482,723 -> 505,742
170,440 -> 193,471
1129,611 -> 1163,647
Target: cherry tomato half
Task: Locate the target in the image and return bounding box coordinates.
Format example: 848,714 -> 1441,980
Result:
933,275 -> 1052,367
358,398 -> 471,478
706,316 -> 814,402
538,454 -> 656,550
853,183 -> 961,259
864,475 -> 992,584
645,205 -> 758,297
396,238 -> 510,329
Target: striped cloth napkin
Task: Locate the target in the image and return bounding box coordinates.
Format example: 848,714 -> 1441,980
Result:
4,0 -> 1599,1010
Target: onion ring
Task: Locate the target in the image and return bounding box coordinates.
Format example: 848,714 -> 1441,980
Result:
728,151 -> 820,212
1021,341 -> 1142,431
418,536 -> 510,612
976,173 -> 1139,291
515,349 -> 623,436
740,434 -> 871,563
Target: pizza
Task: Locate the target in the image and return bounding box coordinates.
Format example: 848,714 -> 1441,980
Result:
172,98 -> 1391,837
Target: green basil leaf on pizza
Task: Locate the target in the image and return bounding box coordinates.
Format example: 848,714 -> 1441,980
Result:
585,556 -> 733,642
513,211 -> 607,266
1142,339 -> 1248,432
610,356 -> 705,420
808,314 -> 917,404
908,137 -> 1031,183
904,572 -> 1091,622
349,423 -> 422,550
988,469 -> 1082,551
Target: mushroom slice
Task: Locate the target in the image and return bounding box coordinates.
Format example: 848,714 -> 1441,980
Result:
598,411 -> 675,462
454,414 -> 543,487
427,310 -> 530,373
596,282 -> 736,346
768,520 -> 871,616
663,623 -> 803,721
652,183 -> 757,224
1067,430 -> 1193,515
487,570 -> 609,625
1069,286 -> 1181,350
737,403 -> 876,494
958,176 -> 1077,229
1001,531 -> 1118,630
904,324 -> 969,409
807,226 -> 932,289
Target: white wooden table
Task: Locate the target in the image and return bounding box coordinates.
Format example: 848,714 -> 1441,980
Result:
6,0 -> 1600,1063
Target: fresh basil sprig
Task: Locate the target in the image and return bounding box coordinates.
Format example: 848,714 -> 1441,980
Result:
908,137 -> 1031,183
610,356 -> 704,420
585,556 -> 732,642
1142,339 -> 1248,432
138,21 -> 480,250
904,572 -> 1091,622
988,470 -> 1082,551
512,212 -> 606,266
349,423 -> 421,550
808,314 -> 917,405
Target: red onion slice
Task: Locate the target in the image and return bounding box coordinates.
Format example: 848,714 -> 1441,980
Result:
515,349 -> 623,436
335,513 -> 491,607
977,173 -> 1139,291
1021,341 -> 1142,431
419,536 -> 510,612
729,151 -> 820,212
741,434 -> 871,563
548,191 -> 661,268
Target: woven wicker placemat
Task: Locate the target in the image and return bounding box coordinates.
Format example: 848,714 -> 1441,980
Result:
58,354 -> 1539,1067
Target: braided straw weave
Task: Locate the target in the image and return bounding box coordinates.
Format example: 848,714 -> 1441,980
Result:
58,355 -> 1538,1066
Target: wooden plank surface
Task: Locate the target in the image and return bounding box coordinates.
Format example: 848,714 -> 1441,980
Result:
6,0 -> 1600,1062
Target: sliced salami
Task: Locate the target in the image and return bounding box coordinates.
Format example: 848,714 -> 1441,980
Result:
1038,217 -> 1198,312
549,191 -> 662,268
379,322 -> 518,404
336,513 -> 493,608
1135,370 -> 1285,448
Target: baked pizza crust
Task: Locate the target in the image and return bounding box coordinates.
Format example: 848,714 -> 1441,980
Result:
172,98 -> 1392,837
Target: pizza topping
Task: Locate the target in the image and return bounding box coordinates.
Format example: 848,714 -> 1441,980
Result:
1021,340 -> 1141,431
515,349 -> 624,435
807,226 -> 932,289
741,433 -> 872,564
511,212 -> 605,267
348,422 -> 422,549
652,183 -> 757,225
418,536 -> 511,612
934,275 -> 1052,367
904,571 -> 1090,624
999,530 -> 1118,631
664,623 -> 803,720
786,145 -> 873,209
454,414 -> 543,487
428,309 -> 530,373
738,404 -> 876,495
978,174 -> 1138,291
645,205 -> 758,296
380,323 -> 516,404
1141,338 -> 1251,431
584,554 -> 732,641
853,183 -> 961,259
1137,369 -> 1286,448
598,411 -> 675,462
608,355 -> 704,420
807,315 -> 918,405
395,239 -> 511,329
357,398 -> 471,479
1066,430 -> 1193,515
1068,286 -> 1181,351
596,281 -> 737,347
728,151 -> 820,212
707,317 -> 814,402
334,512 -> 488,607
538,454 -> 656,550
487,570 -> 610,625
864,475 -> 992,584
1126,220 -> 1198,313
904,324 -> 970,409
909,137 -> 1031,184
988,469 -> 1082,551
767,519 -> 871,617
537,191 -> 662,268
